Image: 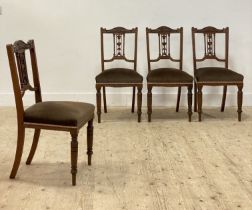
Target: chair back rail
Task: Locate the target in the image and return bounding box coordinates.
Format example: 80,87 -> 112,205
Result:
146,26 -> 183,72
191,26 -> 229,71
100,27 -> 138,71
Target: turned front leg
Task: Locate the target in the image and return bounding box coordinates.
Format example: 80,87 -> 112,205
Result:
70,131 -> 79,186
87,119 -> 94,165
187,85 -> 193,122
131,87 -> 136,113
96,85 -> 101,123
237,84 -> 243,121
197,85 -> 203,122
147,85 -> 152,122
137,86 -> 142,123
194,82 -> 198,112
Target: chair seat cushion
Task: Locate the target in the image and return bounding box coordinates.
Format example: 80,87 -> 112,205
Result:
195,67 -> 244,83
24,101 -> 95,127
96,68 -> 143,84
147,68 -> 193,84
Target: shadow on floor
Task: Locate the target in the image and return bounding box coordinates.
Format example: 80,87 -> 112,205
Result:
98,107 -> 251,122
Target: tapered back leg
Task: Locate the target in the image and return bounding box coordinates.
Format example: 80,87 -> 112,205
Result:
176,87 -> 181,112
26,129 -> 41,165
10,126 -> 25,178
103,87 -> 107,113
221,85 -> 227,112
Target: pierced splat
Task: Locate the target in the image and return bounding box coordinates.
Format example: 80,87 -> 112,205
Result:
158,33 -> 170,58
13,41 -> 37,97
113,33 -> 125,58
204,33 -> 216,57
15,52 -> 29,89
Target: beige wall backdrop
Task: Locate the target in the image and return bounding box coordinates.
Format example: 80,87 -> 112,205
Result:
0,0 -> 251,106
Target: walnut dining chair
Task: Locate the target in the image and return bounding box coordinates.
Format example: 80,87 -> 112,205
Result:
95,27 -> 143,123
192,26 -> 244,121
146,26 -> 193,122
6,40 -> 95,186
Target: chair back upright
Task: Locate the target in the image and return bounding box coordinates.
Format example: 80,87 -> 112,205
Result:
6,40 -> 42,124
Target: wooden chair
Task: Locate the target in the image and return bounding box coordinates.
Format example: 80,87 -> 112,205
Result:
192,26 -> 244,121
6,40 -> 95,186
146,26 -> 193,122
96,27 -> 143,123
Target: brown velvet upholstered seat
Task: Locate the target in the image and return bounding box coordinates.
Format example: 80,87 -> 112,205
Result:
195,67 -> 244,83
96,68 -> 143,84
147,68 -> 193,83
24,101 -> 95,127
